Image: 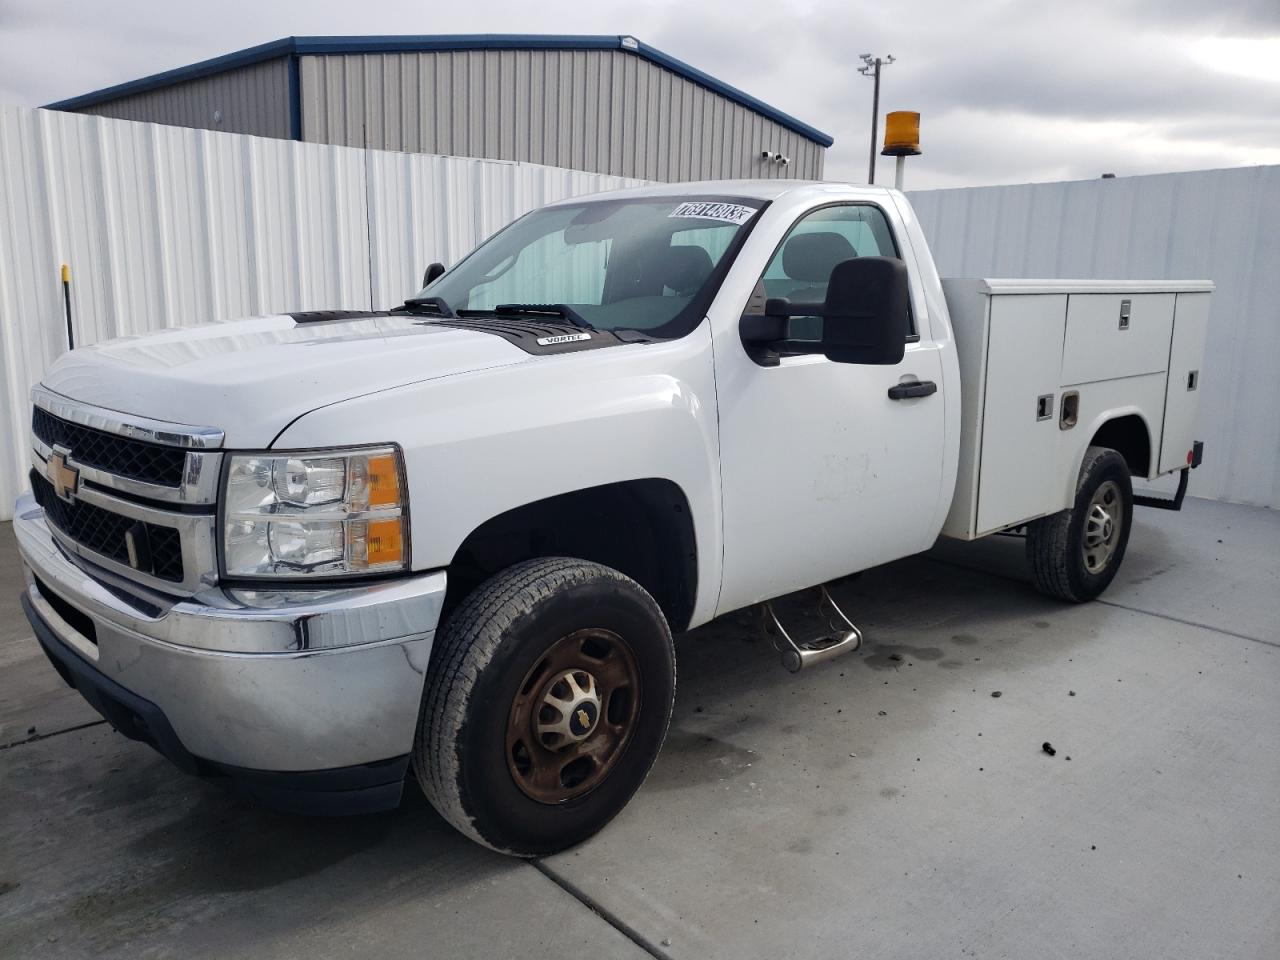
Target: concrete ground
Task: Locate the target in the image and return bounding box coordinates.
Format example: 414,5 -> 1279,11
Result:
1,498 -> 1277,960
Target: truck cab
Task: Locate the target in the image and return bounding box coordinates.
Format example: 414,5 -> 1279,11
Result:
14,180 -> 1208,855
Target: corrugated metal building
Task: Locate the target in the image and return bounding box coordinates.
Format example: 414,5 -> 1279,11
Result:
46,35 -> 832,181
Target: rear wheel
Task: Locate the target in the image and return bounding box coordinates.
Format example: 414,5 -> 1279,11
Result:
414,558 -> 675,856
1027,446 -> 1133,602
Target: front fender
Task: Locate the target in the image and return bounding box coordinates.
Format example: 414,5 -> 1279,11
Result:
273,325 -> 724,626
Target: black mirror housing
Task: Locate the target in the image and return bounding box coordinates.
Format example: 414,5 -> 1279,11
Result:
422,262 -> 446,288
821,256 -> 910,365
740,313 -> 786,343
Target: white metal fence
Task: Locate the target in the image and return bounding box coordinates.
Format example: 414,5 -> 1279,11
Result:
909,166 -> 1280,510
0,105 -> 640,520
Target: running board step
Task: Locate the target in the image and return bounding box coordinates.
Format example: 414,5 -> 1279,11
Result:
760,584 -> 863,673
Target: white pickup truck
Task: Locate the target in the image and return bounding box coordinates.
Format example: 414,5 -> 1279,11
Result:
15,180 -> 1209,855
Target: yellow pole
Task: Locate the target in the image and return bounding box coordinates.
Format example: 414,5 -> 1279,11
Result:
61,263 -> 74,350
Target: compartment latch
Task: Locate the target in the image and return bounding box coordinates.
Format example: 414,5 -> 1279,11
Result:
1036,393 -> 1054,421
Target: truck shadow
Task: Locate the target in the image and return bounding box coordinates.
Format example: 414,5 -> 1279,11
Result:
2,730 -> 514,958
646,549 -> 1093,793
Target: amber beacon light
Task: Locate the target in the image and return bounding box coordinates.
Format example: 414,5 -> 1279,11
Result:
881,111 -> 921,190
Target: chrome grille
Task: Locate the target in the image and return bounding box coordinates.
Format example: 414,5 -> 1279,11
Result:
31,470 -> 185,583
29,386 -> 223,594
32,407 -> 187,486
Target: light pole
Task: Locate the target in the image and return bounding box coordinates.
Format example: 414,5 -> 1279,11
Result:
858,54 -> 895,184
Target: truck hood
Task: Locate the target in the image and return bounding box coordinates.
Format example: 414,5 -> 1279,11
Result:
41,314 -> 530,446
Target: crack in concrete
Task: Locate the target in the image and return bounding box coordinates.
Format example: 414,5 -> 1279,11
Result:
530,859 -> 671,960
0,719 -> 106,752
1094,599 -> 1279,648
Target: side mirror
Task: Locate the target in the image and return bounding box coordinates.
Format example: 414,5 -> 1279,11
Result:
821,256 -> 909,365
739,298 -> 794,344
422,262 -> 446,287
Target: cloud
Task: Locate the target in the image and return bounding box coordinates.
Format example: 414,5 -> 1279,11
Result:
1127,0 -> 1280,29
893,108 -> 1280,191
0,0 -> 1276,190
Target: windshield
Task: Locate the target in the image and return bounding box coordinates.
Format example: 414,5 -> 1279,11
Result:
413,196 -> 764,337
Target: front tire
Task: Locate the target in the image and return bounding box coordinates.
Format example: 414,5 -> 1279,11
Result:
1027,445 -> 1133,602
414,558 -> 675,856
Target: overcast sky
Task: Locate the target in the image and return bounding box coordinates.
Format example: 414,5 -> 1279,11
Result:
2,0 -> 1277,190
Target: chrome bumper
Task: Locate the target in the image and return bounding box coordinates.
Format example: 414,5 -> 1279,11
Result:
13,492 -> 445,776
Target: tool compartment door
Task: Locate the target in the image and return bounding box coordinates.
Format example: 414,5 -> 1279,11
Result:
1158,291 -> 1210,473
975,294 -> 1068,535
1061,293 -> 1175,385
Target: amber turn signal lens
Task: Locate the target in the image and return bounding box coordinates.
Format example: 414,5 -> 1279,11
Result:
367,454 -> 401,507
364,518 -> 404,566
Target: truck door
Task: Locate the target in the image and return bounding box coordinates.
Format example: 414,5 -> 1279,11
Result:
714,202 -> 946,614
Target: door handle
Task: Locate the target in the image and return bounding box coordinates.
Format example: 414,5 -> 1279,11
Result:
887,380 -> 937,400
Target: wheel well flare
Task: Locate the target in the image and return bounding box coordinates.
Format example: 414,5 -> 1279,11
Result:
1089,415 -> 1150,477
444,479 -> 698,631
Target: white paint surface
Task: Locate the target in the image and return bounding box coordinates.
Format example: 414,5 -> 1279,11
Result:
909,166 -> 1280,508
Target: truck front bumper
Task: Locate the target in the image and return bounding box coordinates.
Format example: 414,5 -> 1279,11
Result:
13,492 -> 446,814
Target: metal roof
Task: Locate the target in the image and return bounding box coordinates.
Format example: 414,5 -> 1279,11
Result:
44,35 -> 835,148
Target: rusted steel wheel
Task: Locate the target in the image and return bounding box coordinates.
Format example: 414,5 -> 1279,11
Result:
506,629 -> 641,803
414,558 -> 675,856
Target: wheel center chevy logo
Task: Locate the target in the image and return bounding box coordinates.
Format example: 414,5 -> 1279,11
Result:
48,449 -> 80,502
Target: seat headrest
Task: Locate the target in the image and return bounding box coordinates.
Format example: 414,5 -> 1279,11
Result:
782,232 -> 857,283
655,245 -> 715,296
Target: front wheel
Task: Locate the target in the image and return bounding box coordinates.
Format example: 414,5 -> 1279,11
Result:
1026,445 -> 1133,602
414,558 -> 675,856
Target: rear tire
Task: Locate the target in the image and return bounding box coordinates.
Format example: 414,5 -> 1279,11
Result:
414,558 -> 675,856
1027,446 -> 1133,602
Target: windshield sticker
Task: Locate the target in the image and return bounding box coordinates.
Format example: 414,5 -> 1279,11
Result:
536,332 -> 592,346
668,201 -> 756,225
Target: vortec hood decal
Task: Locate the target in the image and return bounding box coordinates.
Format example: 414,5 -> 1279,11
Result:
536,333 -> 592,346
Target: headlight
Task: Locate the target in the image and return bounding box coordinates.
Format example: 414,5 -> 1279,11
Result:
221,446 -> 408,579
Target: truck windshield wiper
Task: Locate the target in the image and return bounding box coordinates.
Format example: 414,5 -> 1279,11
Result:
492,303 -> 595,331
399,295 -> 456,318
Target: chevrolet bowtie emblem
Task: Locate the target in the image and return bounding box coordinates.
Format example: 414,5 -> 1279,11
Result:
48,449 -> 80,502
576,708 -> 591,729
